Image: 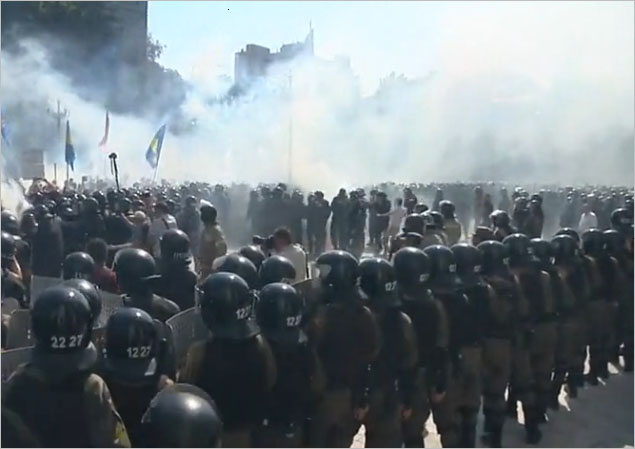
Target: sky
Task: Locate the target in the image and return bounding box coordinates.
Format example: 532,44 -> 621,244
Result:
148,1 -> 634,95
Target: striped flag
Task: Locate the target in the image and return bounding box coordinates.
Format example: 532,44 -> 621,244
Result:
145,124 -> 167,169
98,111 -> 110,151
65,120 -> 75,171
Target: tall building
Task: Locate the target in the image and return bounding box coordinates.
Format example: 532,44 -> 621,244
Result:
234,27 -> 314,87
100,1 -> 148,63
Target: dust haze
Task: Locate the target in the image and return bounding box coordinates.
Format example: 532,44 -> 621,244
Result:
1,1 -> 633,200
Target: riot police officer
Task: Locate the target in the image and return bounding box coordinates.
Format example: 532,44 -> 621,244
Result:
490,210 -> 516,241
581,229 -> 622,382
359,257 -> 417,447
259,255 -> 297,287
394,247 -> 449,448
450,243 -> 494,447
551,234 -> 590,396
154,229 -> 197,311
440,200 -> 462,245
389,214 -> 426,259
179,272 -> 277,447
308,250 -> 380,448
63,279 -> 103,327
529,238 -> 577,411
476,240 -> 518,447
603,229 -> 634,372
213,253 -> 260,290
100,307 -> 171,446
140,384 -> 223,447
239,245 -> 266,271
422,211 -> 448,246
255,282 -> 325,447
423,245 -> 478,448
504,234 -> 556,438
63,251 -> 96,282
113,248 -> 180,322
3,286 -> 130,447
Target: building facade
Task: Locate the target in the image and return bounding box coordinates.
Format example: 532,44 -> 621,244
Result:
234,28 -> 314,87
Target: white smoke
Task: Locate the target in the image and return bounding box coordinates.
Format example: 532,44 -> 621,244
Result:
1,1 -> 633,205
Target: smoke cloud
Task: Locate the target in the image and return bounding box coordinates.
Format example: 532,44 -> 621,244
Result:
1,1 -> 633,205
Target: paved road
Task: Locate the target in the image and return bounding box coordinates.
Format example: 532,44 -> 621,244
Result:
352,363 -> 634,448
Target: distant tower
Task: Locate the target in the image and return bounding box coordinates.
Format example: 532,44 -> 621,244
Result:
305,22 -> 314,55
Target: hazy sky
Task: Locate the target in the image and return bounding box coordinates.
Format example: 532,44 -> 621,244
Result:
148,1 -> 634,95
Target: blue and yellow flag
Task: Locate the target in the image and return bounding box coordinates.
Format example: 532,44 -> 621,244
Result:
145,124 -> 167,169
65,120 -> 75,171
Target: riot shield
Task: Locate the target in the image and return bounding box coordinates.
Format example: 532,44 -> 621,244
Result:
166,307 -> 209,368
96,292 -> 124,328
30,275 -> 63,306
5,309 -> 33,349
1,346 -> 33,383
1,297 -> 21,316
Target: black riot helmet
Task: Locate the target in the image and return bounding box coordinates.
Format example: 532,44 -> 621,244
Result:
315,250 -> 359,289
472,226 -> 495,246
551,234 -> 580,263
423,245 -> 458,284
212,253 -> 259,290
238,245 -> 266,270
427,211 -> 445,230
140,384 -> 222,448
611,208 -> 633,234
439,200 -> 456,220
490,210 -> 510,228
113,248 -> 157,295
104,307 -> 160,384
256,282 -> 306,347
199,272 -> 259,340
502,233 -> 534,267
414,203 -> 429,214
393,247 -> 430,289
603,229 -> 626,256
581,229 -> 604,257
477,240 -> 509,275
259,255 -> 296,286
1,211 -> 19,236
200,204 -> 218,224
530,238 -> 554,267
359,257 -> 398,306
63,252 -> 96,281
1,232 -> 16,262
62,279 -> 102,326
451,243 -> 483,284
555,228 -> 580,245
31,286 -> 97,375
160,229 -> 191,267
403,214 -> 425,234
82,197 -> 100,215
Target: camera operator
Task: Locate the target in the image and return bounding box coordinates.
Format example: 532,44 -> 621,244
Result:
257,227 -> 308,283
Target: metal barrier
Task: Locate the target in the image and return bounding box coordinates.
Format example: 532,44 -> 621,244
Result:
166,307 -> 209,367
1,346 -> 33,383
5,309 -> 33,349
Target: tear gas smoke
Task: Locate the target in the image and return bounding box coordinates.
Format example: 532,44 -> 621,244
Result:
1,1 -> 633,207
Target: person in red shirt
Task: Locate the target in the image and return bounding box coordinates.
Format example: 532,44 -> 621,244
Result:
86,238 -> 119,293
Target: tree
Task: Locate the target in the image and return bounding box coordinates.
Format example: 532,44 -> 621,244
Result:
146,33 -> 165,63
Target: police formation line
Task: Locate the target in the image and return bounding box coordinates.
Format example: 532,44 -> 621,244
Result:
1,200 -> 633,448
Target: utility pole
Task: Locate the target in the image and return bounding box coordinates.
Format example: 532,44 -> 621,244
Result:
288,70 -> 293,185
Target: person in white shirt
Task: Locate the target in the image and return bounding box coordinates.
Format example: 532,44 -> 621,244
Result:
149,202 -> 178,258
272,227 -> 308,283
382,198 -> 408,238
578,202 -> 598,233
